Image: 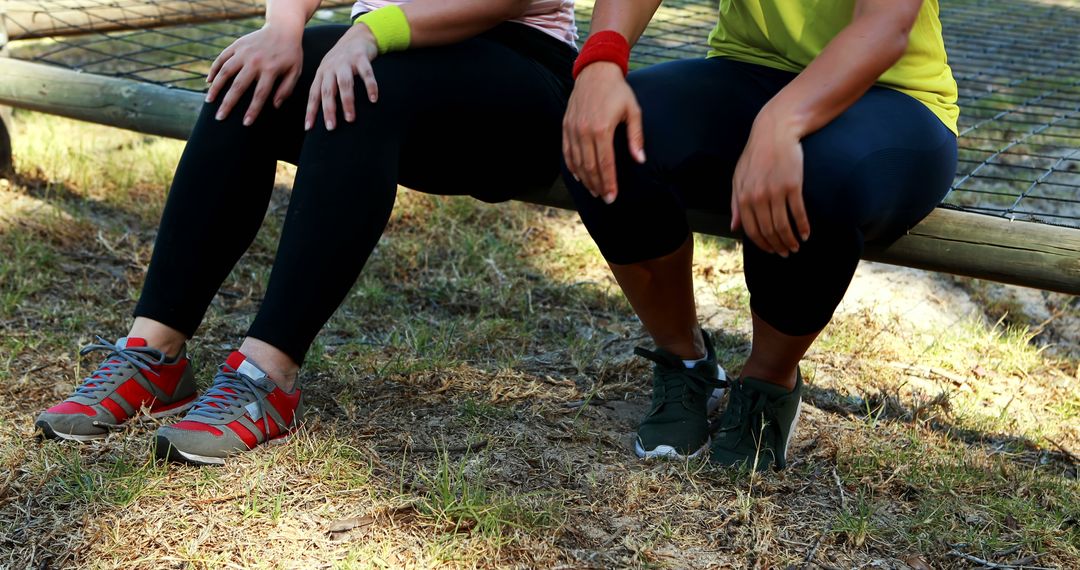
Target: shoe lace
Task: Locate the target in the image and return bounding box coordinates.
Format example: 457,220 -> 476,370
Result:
186,364 -> 269,435
634,346 -> 727,408
74,336 -> 164,398
715,381 -> 776,442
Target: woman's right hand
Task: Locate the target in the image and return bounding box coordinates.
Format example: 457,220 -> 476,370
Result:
562,62 -> 647,204
206,26 -> 304,126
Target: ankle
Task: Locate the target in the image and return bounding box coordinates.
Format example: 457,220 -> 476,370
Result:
654,328 -> 706,361
128,318 -> 187,359
239,337 -> 299,392
739,364 -> 797,391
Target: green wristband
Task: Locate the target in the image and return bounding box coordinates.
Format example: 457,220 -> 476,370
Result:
353,5 -> 411,55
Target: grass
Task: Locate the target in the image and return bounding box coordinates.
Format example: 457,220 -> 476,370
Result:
1,110 -> 1078,569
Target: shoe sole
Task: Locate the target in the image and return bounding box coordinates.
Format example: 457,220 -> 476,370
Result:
154,429 -> 298,467
36,395 -> 197,443
154,435 -> 227,466
634,436 -> 711,460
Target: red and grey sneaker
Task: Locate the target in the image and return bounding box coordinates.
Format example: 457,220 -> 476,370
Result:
35,336 -> 197,442
155,351 -> 304,466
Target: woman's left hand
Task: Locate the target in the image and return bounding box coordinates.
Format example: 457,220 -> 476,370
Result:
305,24 -> 381,131
731,109 -> 811,257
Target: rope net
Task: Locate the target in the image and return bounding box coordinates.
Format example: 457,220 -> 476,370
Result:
5,0 -> 1080,229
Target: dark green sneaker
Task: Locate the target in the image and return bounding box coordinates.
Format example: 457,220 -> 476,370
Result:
708,370 -> 804,471
634,331 -> 728,460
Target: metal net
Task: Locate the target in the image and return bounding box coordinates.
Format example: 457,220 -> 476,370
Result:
4,0 -> 1080,228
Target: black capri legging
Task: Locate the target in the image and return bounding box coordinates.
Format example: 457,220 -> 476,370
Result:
134,23 -> 575,364
565,57 -> 958,336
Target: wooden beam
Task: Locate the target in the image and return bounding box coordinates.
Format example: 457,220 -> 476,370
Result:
1,58 -> 1077,295
0,57 -> 202,139
2,0 -> 267,41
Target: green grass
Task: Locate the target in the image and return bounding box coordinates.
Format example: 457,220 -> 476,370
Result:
2,110 -> 1078,569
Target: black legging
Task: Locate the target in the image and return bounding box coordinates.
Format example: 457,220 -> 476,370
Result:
566,58 -> 958,336
134,23 -> 575,364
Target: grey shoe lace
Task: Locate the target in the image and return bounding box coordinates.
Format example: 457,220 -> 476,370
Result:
186,364 -> 270,435
74,336 -> 165,399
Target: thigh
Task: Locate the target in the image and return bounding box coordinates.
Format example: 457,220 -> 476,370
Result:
800,86 -> 958,241
388,28 -> 573,202
628,57 -> 783,212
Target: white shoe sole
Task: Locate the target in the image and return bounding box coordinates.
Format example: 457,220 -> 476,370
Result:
40,399 -> 196,443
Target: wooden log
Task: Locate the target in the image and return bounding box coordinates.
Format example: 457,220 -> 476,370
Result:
0,22 -> 13,175
1,58 -> 1078,295
2,0 -> 267,40
523,182 -> 1080,296
0,57 -> 202,139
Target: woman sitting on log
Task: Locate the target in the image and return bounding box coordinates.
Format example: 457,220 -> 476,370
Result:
563,0 -> 958,468
35,0 -> 577,465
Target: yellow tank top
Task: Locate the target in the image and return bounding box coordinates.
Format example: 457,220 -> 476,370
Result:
707,0 -> 959,134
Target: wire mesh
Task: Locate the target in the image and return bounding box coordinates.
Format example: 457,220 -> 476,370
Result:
4,0 -> 1080,228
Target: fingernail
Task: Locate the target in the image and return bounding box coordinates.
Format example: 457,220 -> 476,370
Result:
779,252 -> 789,259
369,94 -> 377,103
602,194 -> 615,205
638,150 -> 647,163
801,232 -> 810,241
215,112 -> 225,121
792,246 -> 799,254
243,116 -> 252,127
572,174 -> 580,182
205,95 -> 212,103
345,113 -> 353,122
304,120 -> 312,131
325,121 -> 334,131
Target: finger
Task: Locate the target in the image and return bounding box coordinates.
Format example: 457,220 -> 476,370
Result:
215,66 -> 255,121
772,194 -> 800,254
760,197 -> 789,255
305,72 -> 322,130
207,45 -> 235,85
336,68 -> 356,123
592,132 -> 618,203
788,191 -> 811,242
321,75 -> 338,131
739,196 -> 773,254
580,135 -> 604,201
356,59 -> 379,104
730,190 -> 742,232
567,125 -> 595,197
562,129 -> 578,183
273,65 -> 301,109
625,102 -> 646,164
243,72 -> 275,126
206,56 -> 241,104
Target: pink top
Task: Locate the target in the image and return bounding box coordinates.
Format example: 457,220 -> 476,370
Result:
351,1 -> 577,47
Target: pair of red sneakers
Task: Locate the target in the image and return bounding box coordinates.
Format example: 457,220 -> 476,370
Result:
35,337 -> 303,465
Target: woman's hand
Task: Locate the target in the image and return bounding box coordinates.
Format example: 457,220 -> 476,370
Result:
305,24 -> 380,131
731,108 -> 811,257
562,62 -> 647,204
206,26 -> 304,126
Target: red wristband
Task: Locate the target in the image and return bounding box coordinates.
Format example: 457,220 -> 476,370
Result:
572,30 -> 630,80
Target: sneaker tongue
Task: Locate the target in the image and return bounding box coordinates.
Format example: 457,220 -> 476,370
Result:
117,337 -> 147,349
741,377 -> 794,398
225,351 -> 271,385
225,350 -> 248,371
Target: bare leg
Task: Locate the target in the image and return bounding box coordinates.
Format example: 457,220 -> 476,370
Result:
608,237 -> 704,360
741,310 -> 819,391
128,317 -> 187,359
238,337 -> 299,392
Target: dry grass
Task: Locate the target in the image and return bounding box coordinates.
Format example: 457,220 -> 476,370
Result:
1,111 -> 1077,569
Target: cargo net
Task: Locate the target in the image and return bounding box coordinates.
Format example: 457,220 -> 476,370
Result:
5,0 -> 1080,228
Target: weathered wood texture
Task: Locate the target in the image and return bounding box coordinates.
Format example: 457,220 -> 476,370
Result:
1,57 -> 1078,295
0,57 -> 202,139
1,0 -> 267,40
